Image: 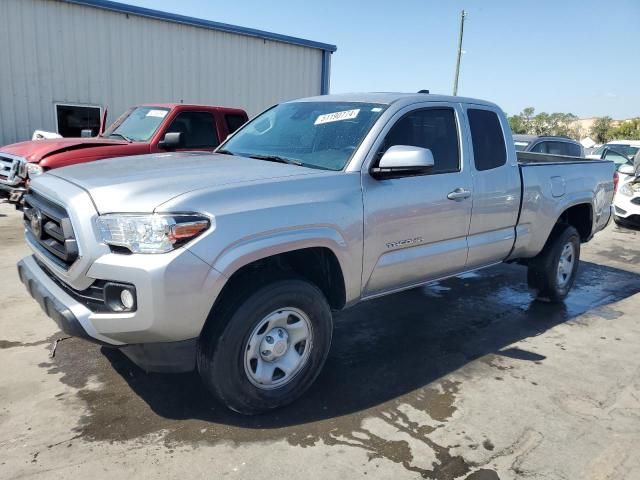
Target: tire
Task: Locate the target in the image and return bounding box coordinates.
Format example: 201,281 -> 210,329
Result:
527,224 -> 581,303
197,278 -> 333,414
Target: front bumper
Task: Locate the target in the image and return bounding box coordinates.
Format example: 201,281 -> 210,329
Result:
18,251 -> 227,372
18,248 -> 227,346
0,183 -> 26,204
17,256 -> 115,345
613,193 -> 640,225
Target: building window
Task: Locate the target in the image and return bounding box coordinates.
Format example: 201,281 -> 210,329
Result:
56,104 -> 102,137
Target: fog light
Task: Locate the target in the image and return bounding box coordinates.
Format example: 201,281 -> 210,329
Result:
104,282 -> 137,312
120,289 -> 134,309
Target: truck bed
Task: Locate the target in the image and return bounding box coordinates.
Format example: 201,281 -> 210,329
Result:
517,151 -> 609,165
508,155 -> 615,261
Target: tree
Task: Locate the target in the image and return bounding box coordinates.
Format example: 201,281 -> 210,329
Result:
508,107 -> 535,135
590,117 -> 613,144
608,118 -> 640,140
507,108 -> 580,139
531,112 -> 551,135
508,114 -> 527,134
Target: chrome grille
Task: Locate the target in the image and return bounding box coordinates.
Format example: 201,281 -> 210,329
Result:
23,192 -> 78,269
0,154 -> 25,185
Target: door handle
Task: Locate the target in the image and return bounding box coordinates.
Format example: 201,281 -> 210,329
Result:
447,188 -> 471,201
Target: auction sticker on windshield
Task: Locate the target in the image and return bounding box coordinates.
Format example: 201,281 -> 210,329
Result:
315,109 -> 360,125
146,110 -> 168,118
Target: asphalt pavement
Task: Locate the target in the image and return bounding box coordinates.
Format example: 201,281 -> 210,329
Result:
1,201 -> 639,479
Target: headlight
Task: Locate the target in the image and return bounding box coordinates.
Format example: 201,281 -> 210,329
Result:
619,183 -> 634,197
97,214 -> 211,253
27,164 -> 44,177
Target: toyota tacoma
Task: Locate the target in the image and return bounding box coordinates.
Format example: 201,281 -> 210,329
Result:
17,93 -> 615,414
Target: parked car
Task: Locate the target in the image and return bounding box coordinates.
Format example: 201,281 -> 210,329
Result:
16,92 -> 615,414
613,159 -> 640,227
586,140 -> 640,168
513,134 -> 584,157
0,104 -> 248,203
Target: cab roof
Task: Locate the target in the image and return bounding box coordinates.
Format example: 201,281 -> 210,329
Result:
290,92 -> 501,110
608,139 -> 640,146
137,103 -> 246,113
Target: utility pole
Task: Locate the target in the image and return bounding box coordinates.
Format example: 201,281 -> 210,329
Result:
452,10 -> 467,96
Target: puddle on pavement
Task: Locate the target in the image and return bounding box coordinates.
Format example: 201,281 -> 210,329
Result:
37,261 -> 639,479
0,334 -> 62,350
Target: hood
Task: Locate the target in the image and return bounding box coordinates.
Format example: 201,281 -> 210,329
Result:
1,138 -> 129,163
44,152 -> 325,213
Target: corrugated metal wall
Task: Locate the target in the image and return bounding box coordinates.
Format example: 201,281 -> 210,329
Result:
0,0 -> 326,145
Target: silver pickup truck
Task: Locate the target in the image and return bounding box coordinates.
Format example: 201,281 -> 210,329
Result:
17,93 -> 615,414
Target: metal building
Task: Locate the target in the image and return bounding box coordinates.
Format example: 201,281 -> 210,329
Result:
0,0 -> 336,145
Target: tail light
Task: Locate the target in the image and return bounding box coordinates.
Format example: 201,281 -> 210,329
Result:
613,171 -> 619,192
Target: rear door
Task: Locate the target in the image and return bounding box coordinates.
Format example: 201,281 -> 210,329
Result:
463,106 -> 521,268
361,103 -> 472,296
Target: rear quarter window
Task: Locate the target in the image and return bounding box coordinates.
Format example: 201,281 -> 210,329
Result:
566,143 -> 582,157
467,109 -> 507,171
225,114 -> 247,134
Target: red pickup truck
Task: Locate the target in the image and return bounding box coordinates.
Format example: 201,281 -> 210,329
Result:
0,103 -> 248,202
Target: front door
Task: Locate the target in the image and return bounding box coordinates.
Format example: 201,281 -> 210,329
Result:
361,105 -> 472,297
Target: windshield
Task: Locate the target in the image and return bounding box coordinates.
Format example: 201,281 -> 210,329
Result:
102,107 -> 170,142
218,102 -> 387,171
594,144 -> 639,158
514,141 -> 530,151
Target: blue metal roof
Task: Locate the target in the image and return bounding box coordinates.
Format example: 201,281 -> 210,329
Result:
62,0 -> 337,52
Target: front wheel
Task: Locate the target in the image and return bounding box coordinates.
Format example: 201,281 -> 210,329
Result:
197,278 -> 333,414
527,224 -> 581,303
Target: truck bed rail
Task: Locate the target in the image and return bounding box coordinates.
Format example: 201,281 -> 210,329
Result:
517,151 -> 608,165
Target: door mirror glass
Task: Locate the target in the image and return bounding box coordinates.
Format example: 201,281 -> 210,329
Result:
371,145 -> 434,179
158,132 -> 183,150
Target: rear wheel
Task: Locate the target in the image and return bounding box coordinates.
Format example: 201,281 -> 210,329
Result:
197,278 -> 333,414
527,224 -> 580,303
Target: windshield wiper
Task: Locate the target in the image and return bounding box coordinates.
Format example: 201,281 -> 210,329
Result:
248,154 -> 304,166
216,149 -> 236,156
108,132 -> 132,142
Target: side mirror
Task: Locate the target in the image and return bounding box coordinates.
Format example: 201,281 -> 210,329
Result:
618,164 -> 635,175
371,145 -> 435,179
158,132 -> 183,150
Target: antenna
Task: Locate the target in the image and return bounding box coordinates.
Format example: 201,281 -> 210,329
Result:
453,10 -> 467,96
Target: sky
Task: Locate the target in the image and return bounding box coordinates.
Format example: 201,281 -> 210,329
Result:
124,0 -> 639,119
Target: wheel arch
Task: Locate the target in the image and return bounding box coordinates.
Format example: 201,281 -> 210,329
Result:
556,202 -> 593,242
200,228 -> 353,336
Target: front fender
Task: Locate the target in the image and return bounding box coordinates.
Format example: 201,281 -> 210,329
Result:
191,226 -> 362,306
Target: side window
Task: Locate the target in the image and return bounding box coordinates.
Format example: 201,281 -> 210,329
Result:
165,112 -> 219,148
566,143 -> 581,157
380,108 -> 460,174
530,142 -> 548,154
603,149 -> 628,165
546,142 -> 567,155
225,114 -> 247,134
467,109 -> 507,171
